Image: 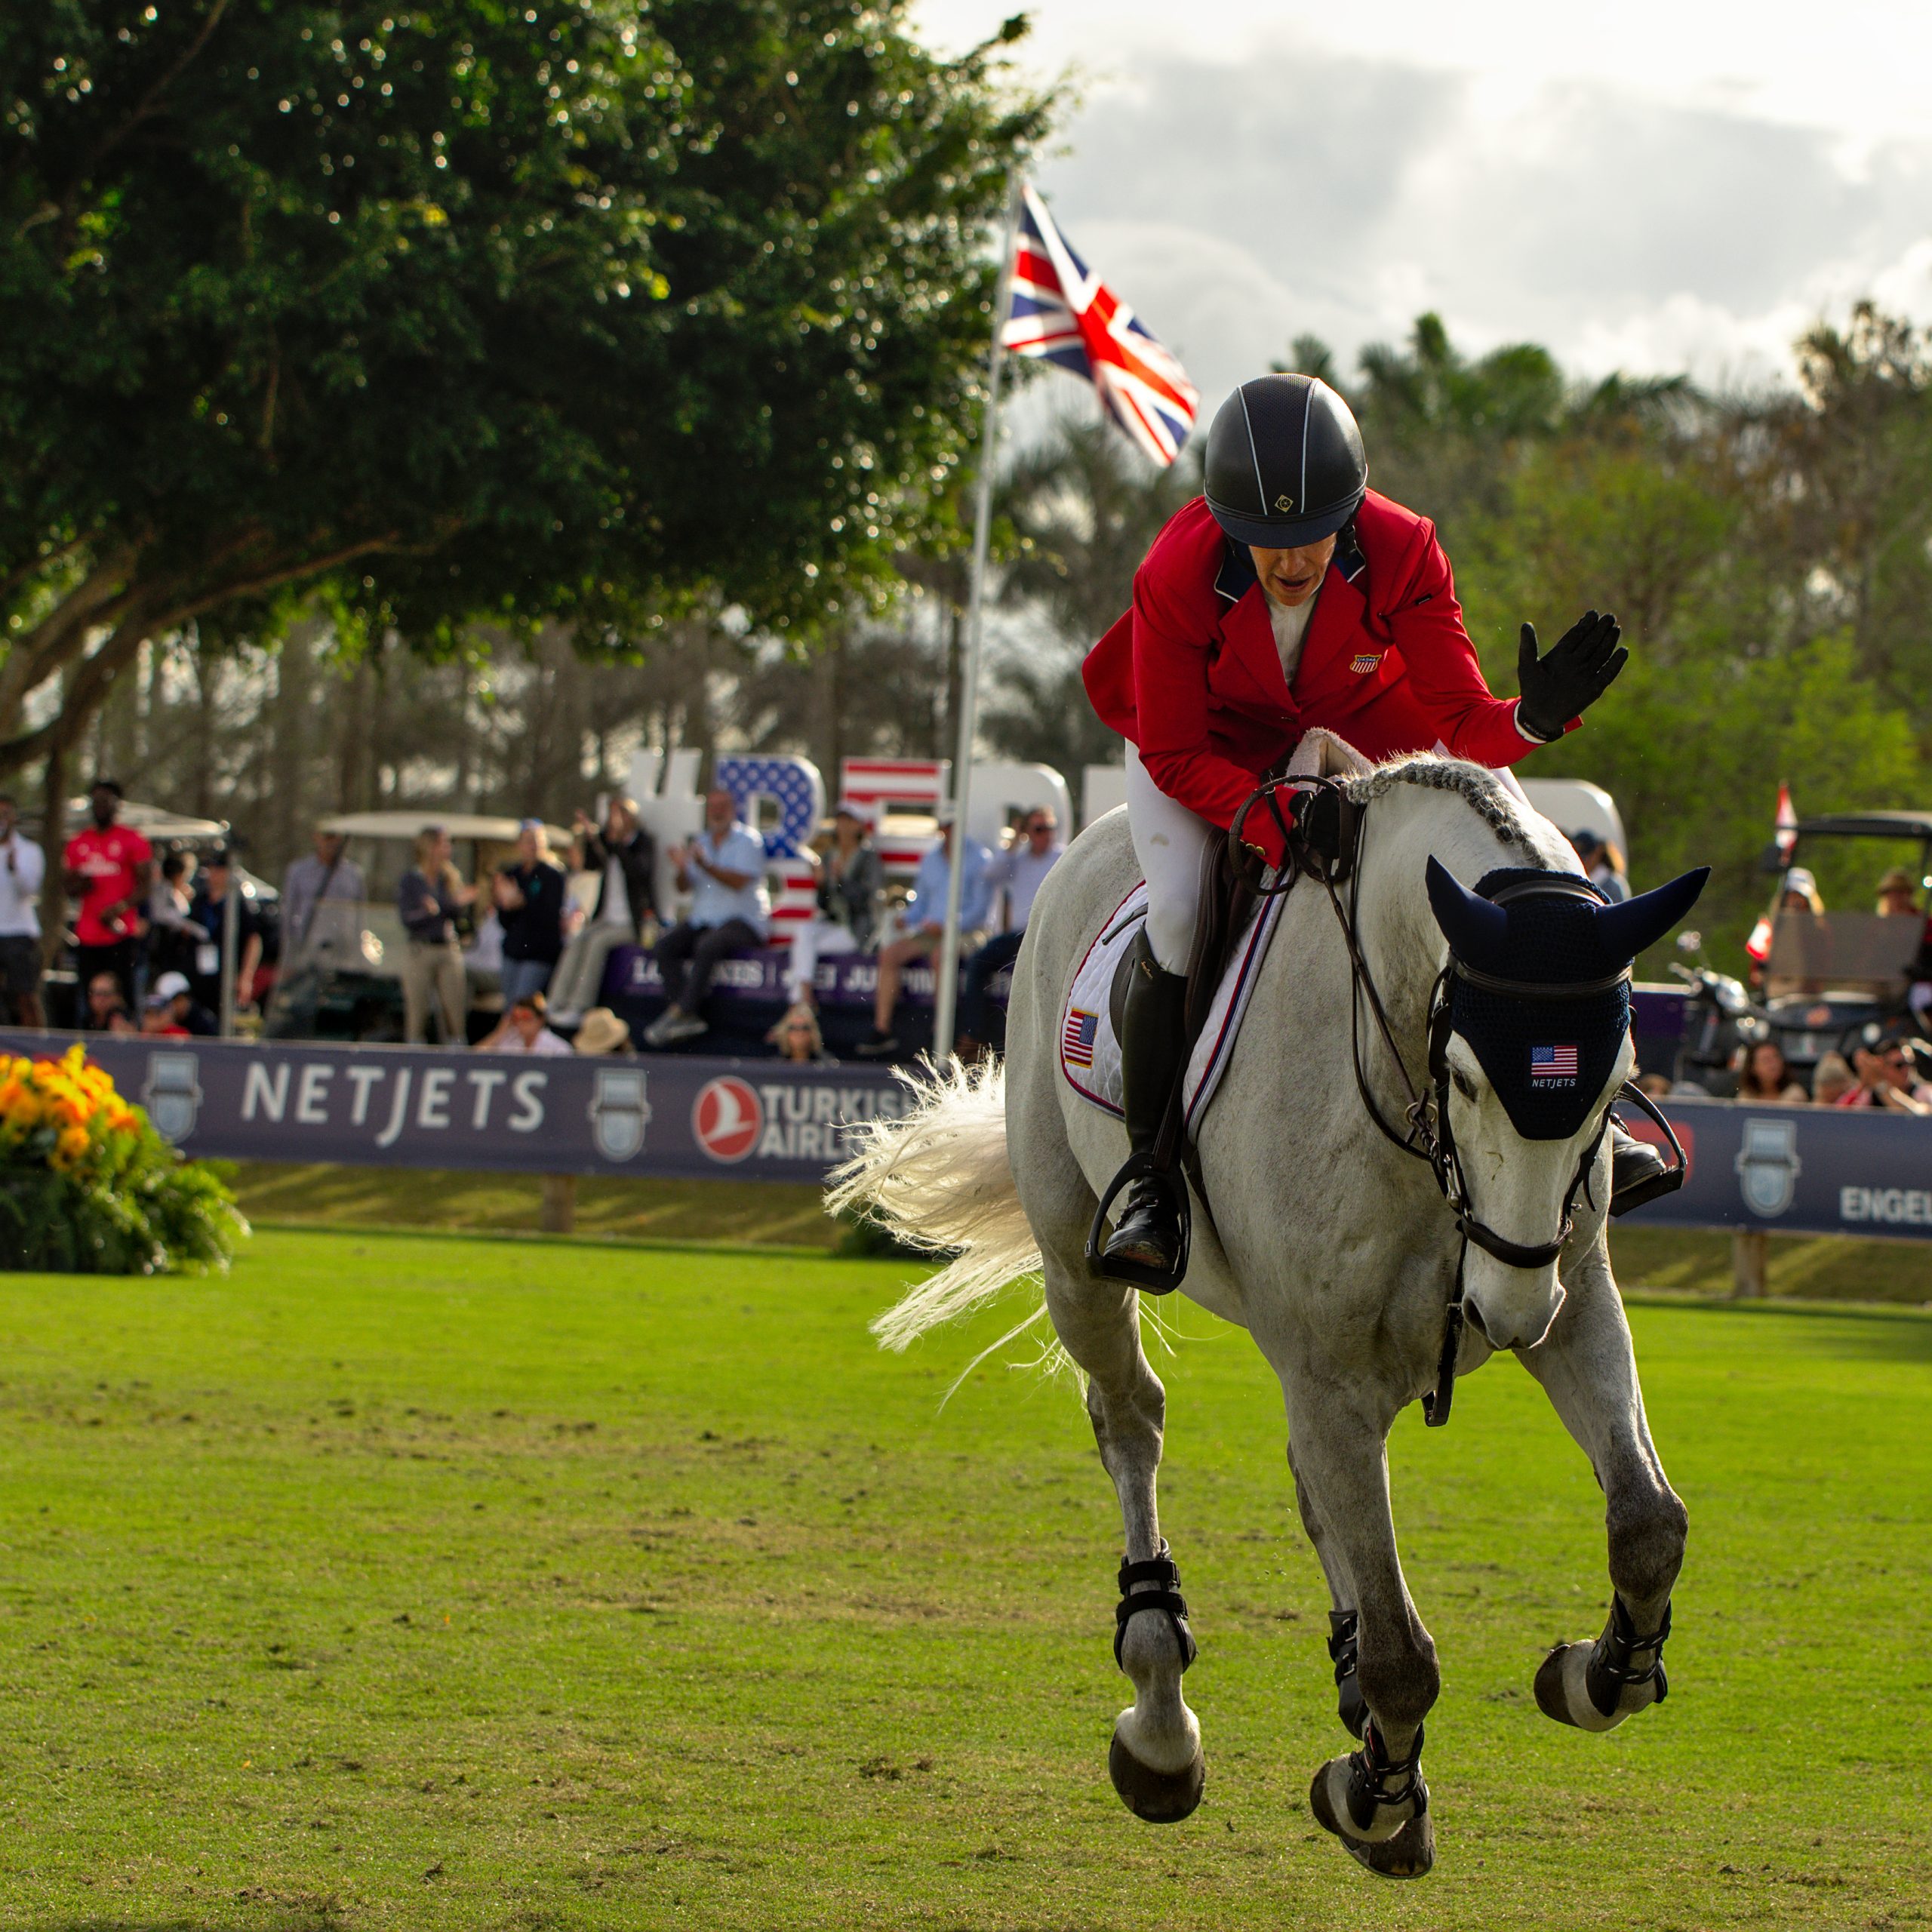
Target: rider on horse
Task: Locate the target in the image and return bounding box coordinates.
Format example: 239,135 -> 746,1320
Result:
1082,371 -> 1665,1281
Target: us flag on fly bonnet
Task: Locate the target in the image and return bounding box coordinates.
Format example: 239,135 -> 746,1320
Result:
1002,181 -> 1198,466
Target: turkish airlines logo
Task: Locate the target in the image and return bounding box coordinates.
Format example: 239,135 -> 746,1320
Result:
693,1075 -> 763,1162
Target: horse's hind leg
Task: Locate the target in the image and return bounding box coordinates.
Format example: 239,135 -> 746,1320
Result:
1519,1236 -> 1686,1732
1040,1247 -> 1205,1823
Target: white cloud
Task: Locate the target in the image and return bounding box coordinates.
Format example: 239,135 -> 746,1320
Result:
981,33 -> 1932,412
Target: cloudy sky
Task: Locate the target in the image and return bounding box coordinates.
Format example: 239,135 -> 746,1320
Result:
912,0 -> 1932,413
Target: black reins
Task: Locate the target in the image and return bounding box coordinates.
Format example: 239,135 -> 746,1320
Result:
1230,773 -> 1684,1428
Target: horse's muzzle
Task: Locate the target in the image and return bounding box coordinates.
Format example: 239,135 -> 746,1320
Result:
1463,1275 -> 1564,1353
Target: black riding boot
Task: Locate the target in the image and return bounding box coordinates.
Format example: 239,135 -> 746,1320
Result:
1607,1120 -> 1678,1217
1098,931 -> 1191,1286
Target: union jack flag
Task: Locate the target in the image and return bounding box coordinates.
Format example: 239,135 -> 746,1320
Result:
1063,1008 -> 1100,1069
1003,182 -> 1198,467
1530,1044 -> 1580,1082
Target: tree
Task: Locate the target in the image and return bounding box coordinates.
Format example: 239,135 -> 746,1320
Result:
0,0 -> 1046,811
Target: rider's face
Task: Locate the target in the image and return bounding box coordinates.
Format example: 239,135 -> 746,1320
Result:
1249,537 -> 1336,608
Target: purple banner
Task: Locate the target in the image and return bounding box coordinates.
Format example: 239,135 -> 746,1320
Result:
603,944 -> 1011,1009
5,1031 -> 909,1183
14,1029 -> 1929,1243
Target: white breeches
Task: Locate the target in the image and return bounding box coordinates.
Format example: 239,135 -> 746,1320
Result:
1125,745 -> 1220,974
787,917 -> 860,999
1125,740 -> 1534,976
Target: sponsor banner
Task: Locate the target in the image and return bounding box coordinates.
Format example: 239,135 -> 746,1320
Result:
4,1032 -> 909,1183
1622,1094 -> 1932,1238
18,1030 -> 1931,1239
604,946 -> 1011,1010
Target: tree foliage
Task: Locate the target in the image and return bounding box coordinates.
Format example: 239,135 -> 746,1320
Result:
0,0 -> 1045,781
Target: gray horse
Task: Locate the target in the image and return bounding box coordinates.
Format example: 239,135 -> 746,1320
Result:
832,754 -> 1704,1878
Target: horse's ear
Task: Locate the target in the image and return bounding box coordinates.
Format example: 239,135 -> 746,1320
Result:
1426,856 -> 1509,968
1593,866 -> 1710,963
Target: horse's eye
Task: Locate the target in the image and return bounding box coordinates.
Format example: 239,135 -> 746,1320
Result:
1451,1070 -> 1478,1102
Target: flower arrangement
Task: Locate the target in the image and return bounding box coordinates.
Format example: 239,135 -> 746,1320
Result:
0,1044 -> 245,1274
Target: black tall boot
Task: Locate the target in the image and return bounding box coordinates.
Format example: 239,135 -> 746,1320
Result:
1097,931 -> 1192,1287
1607,1120 -> 1678,1216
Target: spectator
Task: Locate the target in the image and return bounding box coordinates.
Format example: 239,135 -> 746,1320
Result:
150,969 -> 217,1038
147,851 -> 200,983
571,1007 -> 635,1057
785,799 -> 884,1007
475,989 -> 572,1056
1838,1033 -> 1932,1114
187,848 -> 265,1021
642,788 -> 769,1048
1812,1051 -> 1855,1106
141,989 -> 192,1037
957,807 -> 1063,1053
397,826 -> 475,1044
281,826 -> 367,969
77,970 -> 127,1033
1571,829 -> 1631,903
494,820 -> 569,1007
62,778 -> 152,1004
1736,1039 -> 1807,1104
854,811 -> 994,1060
1778,866 -> 1824,915
1635,1071 -> 1674,1101
768,1000 -> 835,1065
0,792 -> 46,1027
1877,866 -> 1919,917
549,798 -> 657,1026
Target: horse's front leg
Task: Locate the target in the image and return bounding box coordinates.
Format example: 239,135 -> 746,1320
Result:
1284,1385 -> 1438,1880
1041,1252 -> 1204,1824
1519,1234 -> 1686,1731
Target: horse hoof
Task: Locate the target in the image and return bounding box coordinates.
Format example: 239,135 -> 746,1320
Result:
1109,1730 -> 1205,1823
1308,1759 -> 1435,1879
1535,1640 -> 1654,1733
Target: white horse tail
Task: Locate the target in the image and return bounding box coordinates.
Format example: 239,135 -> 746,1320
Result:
826,1057 -> 1042,1352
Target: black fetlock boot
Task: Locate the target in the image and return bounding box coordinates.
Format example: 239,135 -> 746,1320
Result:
1607,1118 -> 1679,1217
1094,931 -> 1191,1289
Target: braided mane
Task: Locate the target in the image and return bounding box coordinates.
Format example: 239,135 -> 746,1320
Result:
1342,752 -> 1540,854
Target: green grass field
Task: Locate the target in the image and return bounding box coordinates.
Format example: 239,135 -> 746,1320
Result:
1,1229 -> 1927,1930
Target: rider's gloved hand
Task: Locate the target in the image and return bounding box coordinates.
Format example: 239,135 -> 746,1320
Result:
1515,611 -> 1627,743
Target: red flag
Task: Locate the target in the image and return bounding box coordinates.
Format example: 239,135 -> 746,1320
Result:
1774,783 -> 1798,858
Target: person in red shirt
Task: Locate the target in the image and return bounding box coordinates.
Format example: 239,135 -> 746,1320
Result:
62,778 -> 154,1005
1082,373 -> 1641,1283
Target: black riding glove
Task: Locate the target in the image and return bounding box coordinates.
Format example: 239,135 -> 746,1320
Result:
1515,611 -> 1627,743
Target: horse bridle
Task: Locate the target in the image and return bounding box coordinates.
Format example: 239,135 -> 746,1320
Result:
1231,773 -> 1685,1428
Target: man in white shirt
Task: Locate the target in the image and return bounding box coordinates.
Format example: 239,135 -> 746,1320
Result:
0,792 -> 47,1026
955,808 -> 1064,1054
645,788 -> 771,1047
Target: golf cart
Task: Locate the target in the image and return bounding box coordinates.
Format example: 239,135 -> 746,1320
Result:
1752,812 -> 1932,1077
266,811 -> 580,1041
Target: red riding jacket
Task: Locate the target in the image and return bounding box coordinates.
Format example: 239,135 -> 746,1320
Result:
1083,492 -> 1568,859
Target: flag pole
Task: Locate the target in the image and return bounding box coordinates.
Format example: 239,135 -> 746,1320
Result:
933,173 -> 1022,1059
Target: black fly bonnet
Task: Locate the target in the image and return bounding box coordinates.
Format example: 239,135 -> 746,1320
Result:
1424,857 -> 1709,1139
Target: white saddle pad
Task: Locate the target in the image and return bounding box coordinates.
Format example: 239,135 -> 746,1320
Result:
1059,729 -> 1371,1138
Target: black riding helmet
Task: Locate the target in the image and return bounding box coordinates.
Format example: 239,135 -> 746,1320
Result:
1204,374 -> 1368,548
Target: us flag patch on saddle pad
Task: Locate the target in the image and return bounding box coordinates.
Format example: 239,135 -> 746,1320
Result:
1063,1008 -> 1099,1068
1530,1044 -> 1579,1084
1349,652 -> 1383,675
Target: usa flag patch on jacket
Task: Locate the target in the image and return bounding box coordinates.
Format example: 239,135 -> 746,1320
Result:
1350,652 -> 1383,675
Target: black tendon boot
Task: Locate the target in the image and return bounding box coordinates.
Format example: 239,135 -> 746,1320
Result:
1097,931 -> 1192,1287
1607,1119 -> 1679,1217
